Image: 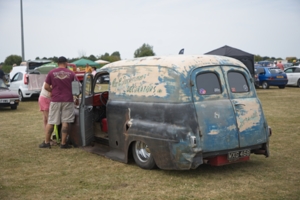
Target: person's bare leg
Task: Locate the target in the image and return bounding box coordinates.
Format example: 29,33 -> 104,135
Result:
42,110 -> 49,130
60,122 -> 69,145
45,124 -> 54,143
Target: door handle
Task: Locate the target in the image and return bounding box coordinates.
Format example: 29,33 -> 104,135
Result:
234,103 -> 245,106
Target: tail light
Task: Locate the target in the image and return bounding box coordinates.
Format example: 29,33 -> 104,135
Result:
24,73 -> 28,84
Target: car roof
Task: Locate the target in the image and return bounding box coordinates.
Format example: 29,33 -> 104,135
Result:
102,55 -> 247,76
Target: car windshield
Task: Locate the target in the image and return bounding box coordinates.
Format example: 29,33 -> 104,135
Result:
0,79 -> 8,89
268,68 -> 283,74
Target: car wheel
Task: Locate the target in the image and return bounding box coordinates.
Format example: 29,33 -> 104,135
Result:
18,90 -> 24,101
262,81 -> 269,89
11,105 -> 17,110
278,85 -> 285,89
255,85 -> 260,89
297,79 -> 300,88
132,141 -> 157,169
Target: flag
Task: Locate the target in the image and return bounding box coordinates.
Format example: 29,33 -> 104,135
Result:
179,48 -> 184,54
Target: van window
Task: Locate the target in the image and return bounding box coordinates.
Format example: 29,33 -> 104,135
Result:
196,72 -> 221,95
94,75 -> 109,93
228,72 -> 249,93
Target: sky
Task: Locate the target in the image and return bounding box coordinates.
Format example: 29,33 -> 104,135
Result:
0,0 -> 299,62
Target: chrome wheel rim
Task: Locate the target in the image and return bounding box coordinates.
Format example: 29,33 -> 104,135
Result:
262,82 -> 267,89
135,141 -> 151,163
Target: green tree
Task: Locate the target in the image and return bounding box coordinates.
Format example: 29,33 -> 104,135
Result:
254,55 -> 262,62
35,57 -> 40,60
88,54 -> 97,61
134,43 -> 155,58
4,55 -> 22,65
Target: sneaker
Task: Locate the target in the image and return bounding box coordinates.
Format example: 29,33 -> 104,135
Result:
60,144 -> 72,149
39,141 -> 51,149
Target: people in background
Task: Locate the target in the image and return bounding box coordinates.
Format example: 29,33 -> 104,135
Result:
0,63 -> 6,83
85,64 -> 93,73
39,56 -> 78,149
277,61 -> 284,70
92,67 -> 97,76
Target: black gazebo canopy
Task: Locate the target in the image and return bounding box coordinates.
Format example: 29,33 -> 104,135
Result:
205,45 -> 255,76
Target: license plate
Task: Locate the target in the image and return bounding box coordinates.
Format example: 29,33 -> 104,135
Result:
277,76 -> 283,78
0,99 -> 10,103
228,149 -> 250,161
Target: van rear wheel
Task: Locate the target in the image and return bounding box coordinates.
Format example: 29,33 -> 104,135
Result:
297,79 -> 300,87
132,141 -> 156,169
262,81 -> 269,89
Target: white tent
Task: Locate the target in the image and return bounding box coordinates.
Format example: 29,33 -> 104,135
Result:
94,59 -> 110,64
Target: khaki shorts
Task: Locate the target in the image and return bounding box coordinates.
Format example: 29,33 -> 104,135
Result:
48,102 -> 75,125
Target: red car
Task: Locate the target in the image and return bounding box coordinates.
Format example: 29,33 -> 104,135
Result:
0,79 -> 19,110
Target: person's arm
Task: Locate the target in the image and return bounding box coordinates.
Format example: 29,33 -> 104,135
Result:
44,82 -> 52,92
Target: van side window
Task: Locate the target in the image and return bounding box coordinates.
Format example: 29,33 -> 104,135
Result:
196,72 -> 221,95
228,72 -> 249,93
94,74 -> 109,93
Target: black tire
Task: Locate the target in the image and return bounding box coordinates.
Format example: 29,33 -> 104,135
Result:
255,85 -> 260,89
262,81 -> 269,89
11,105 -> 17,110
297,79 -> 300,88
18,90 -> 24,102
278,85 -> 285,89
132,141 -> 157,170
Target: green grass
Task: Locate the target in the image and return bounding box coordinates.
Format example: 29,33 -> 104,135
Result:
0,87 -> 300,200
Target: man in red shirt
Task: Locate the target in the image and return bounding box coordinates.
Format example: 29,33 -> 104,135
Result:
39,56 -> 77,149
277,61 -> 284,70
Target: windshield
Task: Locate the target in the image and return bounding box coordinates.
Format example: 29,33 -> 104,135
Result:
0,79 -> 8,88
268,68 -> 283,74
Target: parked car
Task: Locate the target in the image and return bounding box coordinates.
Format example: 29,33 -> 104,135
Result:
70,55 -> 271,170
9,66 -> 40,101
284,67 -> 300,87
0,79 -> 19,109
255,66 -> 288,89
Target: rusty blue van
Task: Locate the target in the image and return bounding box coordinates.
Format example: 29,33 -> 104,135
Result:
71,55 -> 271,170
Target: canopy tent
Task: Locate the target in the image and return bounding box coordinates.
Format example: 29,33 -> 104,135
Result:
95,59 -> 110,64
33,62 -> 57,74
205,45 -> 255,76
71,58 -> 100,67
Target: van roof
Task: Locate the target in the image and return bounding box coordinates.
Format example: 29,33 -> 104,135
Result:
102,55 -> 246,75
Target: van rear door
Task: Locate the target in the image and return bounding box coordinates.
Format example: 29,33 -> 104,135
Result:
222,66 -> 267,148
191,66 -> 240,152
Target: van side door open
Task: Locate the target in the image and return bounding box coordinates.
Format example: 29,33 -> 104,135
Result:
79,73 -> 94,146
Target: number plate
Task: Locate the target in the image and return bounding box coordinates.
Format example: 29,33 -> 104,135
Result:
277,76 -> 283,78
0,99 -> 10,103
228,149 -> 250,161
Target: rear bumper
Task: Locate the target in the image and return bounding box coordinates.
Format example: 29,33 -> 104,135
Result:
258,80 -> 288,86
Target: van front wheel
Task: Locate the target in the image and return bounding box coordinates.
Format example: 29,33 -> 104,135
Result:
132,141 -> 156,169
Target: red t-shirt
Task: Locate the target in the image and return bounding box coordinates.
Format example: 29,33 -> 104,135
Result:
45,68 -> 77,102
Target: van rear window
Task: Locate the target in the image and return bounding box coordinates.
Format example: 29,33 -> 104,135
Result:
196,72 -> 221,95
228,72 -> 249,93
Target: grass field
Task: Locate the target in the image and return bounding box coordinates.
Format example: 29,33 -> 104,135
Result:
0,87 -> 299,200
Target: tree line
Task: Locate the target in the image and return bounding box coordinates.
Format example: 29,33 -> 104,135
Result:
1,43 -> 298,73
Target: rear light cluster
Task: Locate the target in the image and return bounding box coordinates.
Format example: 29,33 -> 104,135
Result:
24,73 -> 28,85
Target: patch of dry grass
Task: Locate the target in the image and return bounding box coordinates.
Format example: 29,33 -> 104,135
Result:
0,87 -> 300,200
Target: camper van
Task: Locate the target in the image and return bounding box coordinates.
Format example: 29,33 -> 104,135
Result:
70,55 -> 271,170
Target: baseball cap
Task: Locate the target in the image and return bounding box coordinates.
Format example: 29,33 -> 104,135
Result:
58,56 -> 68,63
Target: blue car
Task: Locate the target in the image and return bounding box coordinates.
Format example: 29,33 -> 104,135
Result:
255,66 -> 288,89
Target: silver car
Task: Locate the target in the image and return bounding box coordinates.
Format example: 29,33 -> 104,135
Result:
284,66 -> 300,87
